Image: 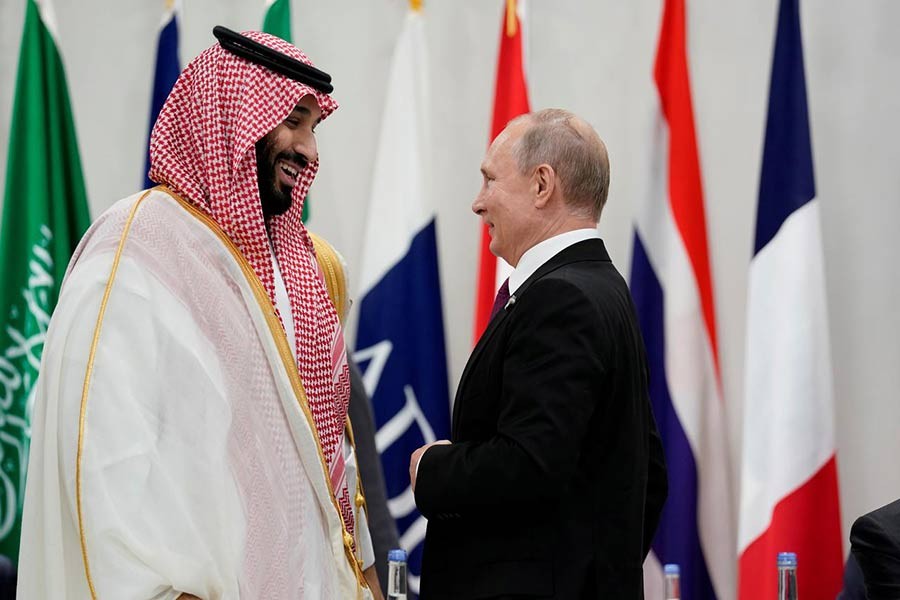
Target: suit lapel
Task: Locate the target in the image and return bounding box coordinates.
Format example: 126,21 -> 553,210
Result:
452,303 -> 513,436
452,239 -> 611,436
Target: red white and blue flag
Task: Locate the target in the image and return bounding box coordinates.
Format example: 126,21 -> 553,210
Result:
738,0 -> 843,596
629,0 -> 735,597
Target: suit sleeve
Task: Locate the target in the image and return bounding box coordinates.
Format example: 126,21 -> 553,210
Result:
850,501 -> 900,600
643,411 -> 668,557
415,278 -> 605,517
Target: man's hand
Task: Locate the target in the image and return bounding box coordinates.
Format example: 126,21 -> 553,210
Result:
363,564 -> 385,600
410,440 -> 451,492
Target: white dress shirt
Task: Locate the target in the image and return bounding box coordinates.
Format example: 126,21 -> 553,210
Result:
508,228 -> 601,294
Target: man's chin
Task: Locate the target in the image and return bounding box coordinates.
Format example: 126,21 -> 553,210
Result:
260,191 -> 293,219
271,198 -> 292,217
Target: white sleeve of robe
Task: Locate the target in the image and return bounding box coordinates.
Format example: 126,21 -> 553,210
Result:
21,252 -> 244,599
18,190 -> 370,600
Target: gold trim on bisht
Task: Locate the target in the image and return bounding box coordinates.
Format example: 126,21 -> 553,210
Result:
154,186 -> 369,597
309,232 -> 350,324
161,188 -> 367,591
307,232 -> 371,577
77,186 -> 366,594
77,189 -> 154,599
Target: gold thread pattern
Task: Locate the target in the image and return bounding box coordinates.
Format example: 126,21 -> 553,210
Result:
344,416 -> 371,575
309,232 -> 348,324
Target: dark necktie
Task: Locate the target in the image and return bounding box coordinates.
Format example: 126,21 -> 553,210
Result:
489,278 -> 511,321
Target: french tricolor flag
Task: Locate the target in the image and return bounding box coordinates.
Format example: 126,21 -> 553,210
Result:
629,0 -> 735,597
738,0 -> 843,596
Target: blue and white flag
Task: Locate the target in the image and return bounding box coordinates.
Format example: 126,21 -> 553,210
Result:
144,0 -> 181,189
354,4 -> 450,597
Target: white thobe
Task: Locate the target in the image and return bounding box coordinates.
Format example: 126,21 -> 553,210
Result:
18,189 -> 373,599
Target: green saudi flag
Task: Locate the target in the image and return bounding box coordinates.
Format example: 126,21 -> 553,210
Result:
0,0 -> 91,562
262,0 -> 311,224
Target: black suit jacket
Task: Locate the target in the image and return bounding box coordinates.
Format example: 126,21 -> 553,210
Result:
850,498 -> 900,600
415,239 -> 667,599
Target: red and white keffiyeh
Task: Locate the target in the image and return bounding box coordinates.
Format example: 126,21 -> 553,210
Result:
148,32 -> 355,538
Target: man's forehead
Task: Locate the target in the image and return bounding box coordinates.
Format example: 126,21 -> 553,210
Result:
292,94 -> 323,118
484,129 -> 517,168
480,149 -> 497,173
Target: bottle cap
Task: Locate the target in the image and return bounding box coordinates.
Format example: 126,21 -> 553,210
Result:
777,552 -> 797,567
388,548 -> 408,562
663,563 -> 680,575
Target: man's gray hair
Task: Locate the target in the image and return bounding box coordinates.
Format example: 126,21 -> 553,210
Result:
510,109 -> 610,221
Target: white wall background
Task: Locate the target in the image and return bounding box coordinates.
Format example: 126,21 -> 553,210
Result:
1,0 -> 898,558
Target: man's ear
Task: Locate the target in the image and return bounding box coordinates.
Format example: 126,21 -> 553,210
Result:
533,164 -> 555,208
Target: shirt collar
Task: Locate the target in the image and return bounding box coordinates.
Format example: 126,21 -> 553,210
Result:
508,228 -> 601,294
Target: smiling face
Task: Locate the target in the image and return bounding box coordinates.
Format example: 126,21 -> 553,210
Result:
471,121 -> 542,267
255,93 -> 322,219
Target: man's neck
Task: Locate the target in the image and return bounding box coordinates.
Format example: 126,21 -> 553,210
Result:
508,227 -> 601,293
511,214 -> 598,268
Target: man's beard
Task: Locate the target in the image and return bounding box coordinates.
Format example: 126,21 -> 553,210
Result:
255,138 -> 307,219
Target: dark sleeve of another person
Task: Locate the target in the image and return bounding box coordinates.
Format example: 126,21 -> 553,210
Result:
348,359 -> 401,596
850,498 -> 900,600
836,552 -> 867,600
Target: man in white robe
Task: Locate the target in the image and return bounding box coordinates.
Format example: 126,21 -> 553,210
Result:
18,28 -> 380,600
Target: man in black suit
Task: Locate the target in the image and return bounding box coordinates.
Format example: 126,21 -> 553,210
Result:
410,109 -> 667,599
850,498 -> 900,600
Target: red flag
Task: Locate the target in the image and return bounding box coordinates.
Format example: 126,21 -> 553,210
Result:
473,0 -> 531,341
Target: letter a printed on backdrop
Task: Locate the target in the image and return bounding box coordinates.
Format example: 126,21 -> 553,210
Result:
0,0 -> 91,564
354,2 -> 451,597
629,0 -> 735,597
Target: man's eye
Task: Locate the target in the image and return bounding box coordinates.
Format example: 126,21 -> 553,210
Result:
285,118 -> 300,128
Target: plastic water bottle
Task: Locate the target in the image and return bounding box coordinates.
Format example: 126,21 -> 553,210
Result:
387,548 -> 408,600
777,552 -> 799,600
664,563 -> 681,600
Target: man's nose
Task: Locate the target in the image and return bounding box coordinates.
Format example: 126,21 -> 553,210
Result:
293,131 -> 318,165
472,192 -> 485,215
